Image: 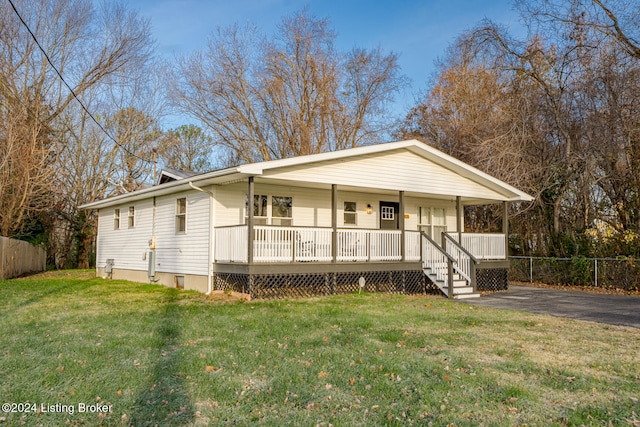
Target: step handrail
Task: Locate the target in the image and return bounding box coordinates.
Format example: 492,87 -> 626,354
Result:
420,231 -> 455,261
443,232 -> 479,263
420,232 -> 455,298
443,232 -> 478,292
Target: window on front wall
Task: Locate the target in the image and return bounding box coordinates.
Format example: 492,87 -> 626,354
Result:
381,206 -> 395,221
128,206 -> 135,228
271,196 -> 292,226
344,201 -> 357,225
245,194 -> 268,225
176,197 -> 186,233
245,194 -> 292,225
254,194 -> 268,225
419,207 -> 446,244
114,208 -> 120,230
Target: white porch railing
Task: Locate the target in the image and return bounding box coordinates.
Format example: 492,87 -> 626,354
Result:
215,225 -> 248,262
254,226 -> 333,262
214,226 -> 504,264
215,226 -> 418,263
452,233 -> 506,260
405,231 -> 421,261
336,229 -> 404,261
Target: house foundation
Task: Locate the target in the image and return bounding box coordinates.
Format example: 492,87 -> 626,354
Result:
96,267 -> 208,293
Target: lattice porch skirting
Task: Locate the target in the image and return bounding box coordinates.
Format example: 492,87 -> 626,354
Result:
213,270 -> 441,300
476,268 -> 508,292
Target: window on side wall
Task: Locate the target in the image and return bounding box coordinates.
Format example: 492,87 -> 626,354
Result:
271,196 -> 292,226
176,197 -> 187,233
128,206 -> 135,228
344,201 -> 357,225
114,208 -> 120,230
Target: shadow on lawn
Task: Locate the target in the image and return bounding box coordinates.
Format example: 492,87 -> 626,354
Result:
12,281 -> 84,310
130,289 -> 194,426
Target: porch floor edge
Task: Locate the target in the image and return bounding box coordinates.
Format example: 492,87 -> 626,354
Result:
213,261 -> 423,275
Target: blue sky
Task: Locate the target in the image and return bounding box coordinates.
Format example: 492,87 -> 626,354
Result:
128,0 -> 523,125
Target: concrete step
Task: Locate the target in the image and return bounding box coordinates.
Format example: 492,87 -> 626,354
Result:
452,292 -> 481,299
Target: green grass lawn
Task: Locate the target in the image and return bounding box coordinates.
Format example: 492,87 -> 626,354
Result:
0,271 -> 638,426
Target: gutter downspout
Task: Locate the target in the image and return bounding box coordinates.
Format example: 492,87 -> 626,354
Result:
189,182 -> 215,295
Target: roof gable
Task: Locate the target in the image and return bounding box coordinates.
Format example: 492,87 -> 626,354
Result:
259,148 -> 511,200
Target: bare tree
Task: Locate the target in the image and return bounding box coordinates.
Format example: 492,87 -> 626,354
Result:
399,0 -> 640,257
0,0 -> 153,242
0,93 -> 52,237
519,0 -> 640,58
157,124 -> 215,173
171,9 -> 407,164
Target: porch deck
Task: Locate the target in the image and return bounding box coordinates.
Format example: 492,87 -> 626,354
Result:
213,225 -> 509,298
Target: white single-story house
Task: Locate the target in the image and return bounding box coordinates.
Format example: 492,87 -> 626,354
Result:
80,139 -> 533,299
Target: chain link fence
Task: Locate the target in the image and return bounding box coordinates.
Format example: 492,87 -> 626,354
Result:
509,256 -> 639,291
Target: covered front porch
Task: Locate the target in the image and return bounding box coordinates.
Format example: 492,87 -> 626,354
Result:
212,178 -> 511,298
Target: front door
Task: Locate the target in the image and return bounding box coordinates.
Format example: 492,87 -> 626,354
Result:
379,201 -> 399,230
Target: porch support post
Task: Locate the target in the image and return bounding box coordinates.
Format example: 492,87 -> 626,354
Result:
247,176 -> 255,264
456,196 -> 463,242
331,184 -> 337,263
399,191 -> 405,261
502,201 -> 509,258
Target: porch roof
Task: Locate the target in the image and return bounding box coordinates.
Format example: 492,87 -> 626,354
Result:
80,139 -> 533,210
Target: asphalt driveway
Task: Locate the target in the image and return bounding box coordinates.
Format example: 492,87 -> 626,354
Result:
463,285 -> 640,329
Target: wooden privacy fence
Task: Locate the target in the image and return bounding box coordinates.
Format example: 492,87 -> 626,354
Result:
0,236 -> 46,279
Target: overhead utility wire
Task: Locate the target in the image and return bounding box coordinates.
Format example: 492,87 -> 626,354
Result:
6,0 -> 153,164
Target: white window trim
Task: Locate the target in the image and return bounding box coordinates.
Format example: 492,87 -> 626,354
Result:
381,206 -> 395,221
419,206 -> 447,242
114,208 -> 120,230
176,197 -> 187,234
271,195 -> 293,226
246,194 -> 293,226
343,201 -> 357,226
128,206 -> 135,229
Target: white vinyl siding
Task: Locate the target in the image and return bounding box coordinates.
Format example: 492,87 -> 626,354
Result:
215,183 -> 333,228
96,189 -> 211,277
154,190 -> 210,276
261,150 -> 506,200
97,200 -> 153,272
213,183 -> 457,232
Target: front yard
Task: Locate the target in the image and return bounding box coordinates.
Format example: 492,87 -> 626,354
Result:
1,271 -> 638,426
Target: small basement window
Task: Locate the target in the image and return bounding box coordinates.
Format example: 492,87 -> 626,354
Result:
176,197 -> 186,233
175,275 -> 185,289
128,206 -> 135,228
114,208 -> 120,230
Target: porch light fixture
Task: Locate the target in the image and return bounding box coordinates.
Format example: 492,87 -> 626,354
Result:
366,204 -> 372,214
